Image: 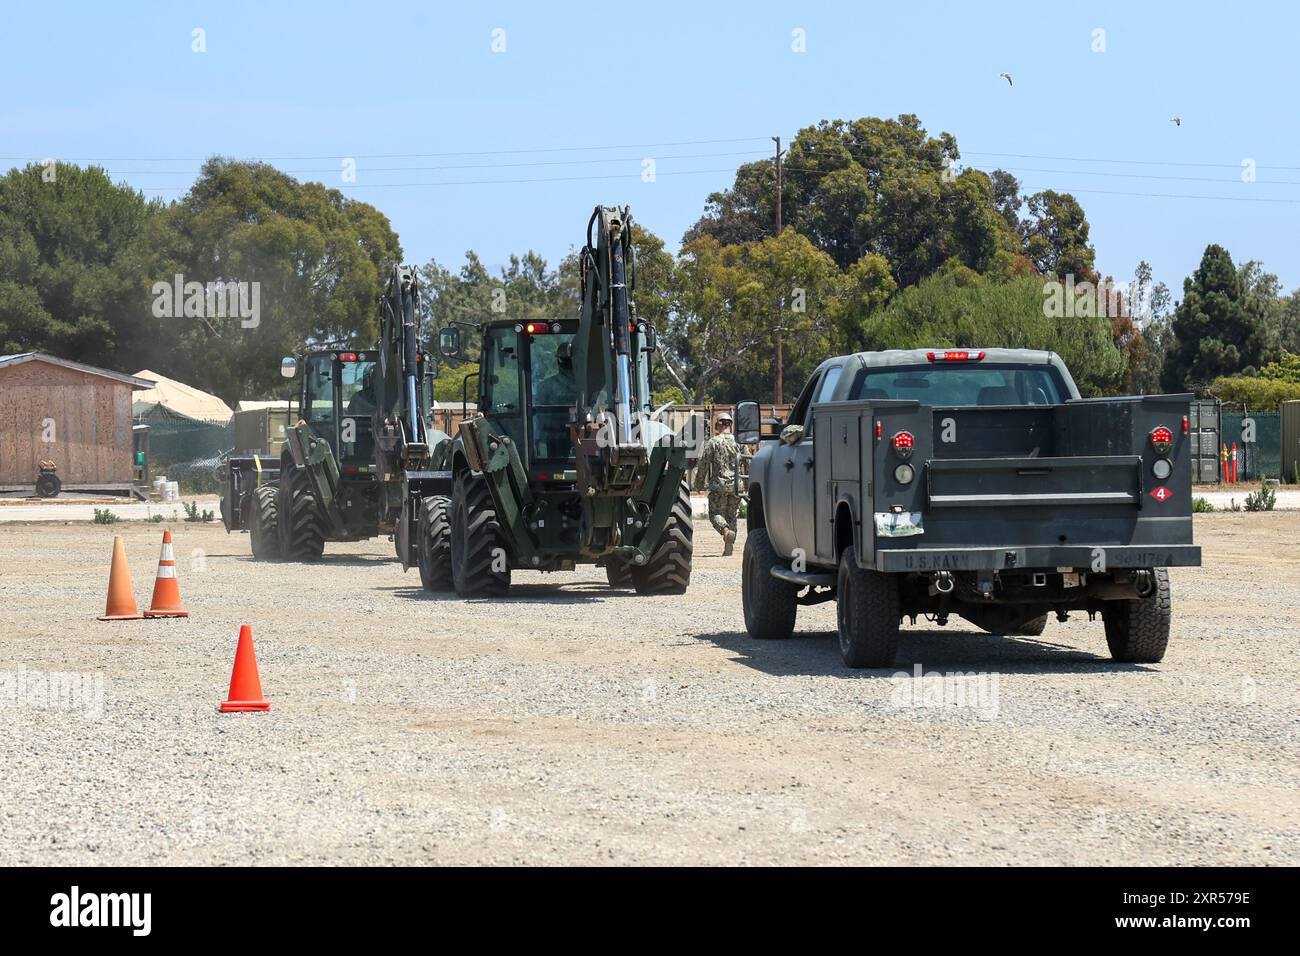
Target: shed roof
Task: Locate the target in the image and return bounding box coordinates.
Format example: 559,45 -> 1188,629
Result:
0,352 -> 153,388
132,370 -> 234,423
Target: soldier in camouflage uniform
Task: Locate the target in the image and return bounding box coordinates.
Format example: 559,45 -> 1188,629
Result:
694,412 -> 741,556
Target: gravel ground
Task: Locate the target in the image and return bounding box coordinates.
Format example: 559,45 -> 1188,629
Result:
0,513 -> 1296,865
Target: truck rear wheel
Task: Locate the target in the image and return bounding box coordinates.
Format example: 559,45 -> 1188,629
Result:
249,485 -> 281,560
1103,568 -> 1171,663
451,471 -> 511,597
417,495 -> 453,592
279,465 -> 326,562
836,546 -> 901,668
742,528 -> 797,640
631,480 -> 693,595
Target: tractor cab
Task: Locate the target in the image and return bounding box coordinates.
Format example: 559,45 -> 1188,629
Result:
297,349 -> 381,477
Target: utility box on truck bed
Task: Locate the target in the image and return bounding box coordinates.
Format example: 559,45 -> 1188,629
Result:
738,348 -> 1201,668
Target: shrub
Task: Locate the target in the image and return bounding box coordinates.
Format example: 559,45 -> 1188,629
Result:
183,500 -> 215,523
1244,485 -> 1277,512
92,508 -> 119,524
1192,496 -> 1214,513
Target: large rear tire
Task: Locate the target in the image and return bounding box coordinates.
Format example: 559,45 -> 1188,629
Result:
836,546 -> 901,668
249,485 -> 281,560
417,495 -> 454,592
1103,568 -> 1171,663
278,464 -> 326,562
450,471 -> 511,597
631,480 -> 693,595
742,527 -> 798,640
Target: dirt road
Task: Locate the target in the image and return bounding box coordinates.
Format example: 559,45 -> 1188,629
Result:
0,514 -> 1295,865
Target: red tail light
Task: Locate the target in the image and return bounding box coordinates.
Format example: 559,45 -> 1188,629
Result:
338,352 -> 358,361
1150,425 -> 1173,456
892,430 -> 914,461
926,350 -> 986,362
1182,415 -> 1189,434
875,420 -> 883,441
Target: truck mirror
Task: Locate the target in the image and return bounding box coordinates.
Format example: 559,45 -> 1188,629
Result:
438,327 -> 461,359
735,401 -> 761,444
280,356 -> 297,379
639,322 -> 658,352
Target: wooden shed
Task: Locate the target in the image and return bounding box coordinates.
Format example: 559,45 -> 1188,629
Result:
0,353 -> 152,496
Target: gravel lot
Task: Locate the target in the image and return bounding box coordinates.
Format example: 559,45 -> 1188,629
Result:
1,513 -> 1296,865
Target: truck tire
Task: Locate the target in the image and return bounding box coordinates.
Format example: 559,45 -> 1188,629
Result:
249,485 -> 281,561
278,465 -> 326,562
631,480 -> 693,595
1103,568 -> 1171,663
605,558 -> 635,589
836,546 -> 901,668
451,471 -> 510,597
417,495 -> 453,592
742,527 -> 797,640
1013,614 -> 1048,637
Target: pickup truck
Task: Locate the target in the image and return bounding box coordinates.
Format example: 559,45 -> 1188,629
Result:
734,348 -> 1201,668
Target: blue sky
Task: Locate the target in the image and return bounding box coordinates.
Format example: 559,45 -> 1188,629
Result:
3,0 -> 1298,293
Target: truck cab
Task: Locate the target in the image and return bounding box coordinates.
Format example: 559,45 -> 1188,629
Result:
739,348 -> 1201,669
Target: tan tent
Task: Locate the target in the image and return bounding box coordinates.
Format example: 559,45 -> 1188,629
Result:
132,370 -> 233,423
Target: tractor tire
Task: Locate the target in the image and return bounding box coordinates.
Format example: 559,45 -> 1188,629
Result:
1103,568 -> 1171,663
605,557 -> 635,589
836,546 -> 901,668
631,480 -> 693,595
249,485 -> 281,561
450,471 -> 511,597
742,527 -> 797,640
278,464 -> 326,562
1013,614 -> 1049,637
417,494 -> 454,592
34,472 -> 61,498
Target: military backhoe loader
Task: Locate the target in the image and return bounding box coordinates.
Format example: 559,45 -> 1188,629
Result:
411,205 -> 697,596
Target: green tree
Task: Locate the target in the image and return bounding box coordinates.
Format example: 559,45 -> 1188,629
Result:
0,163 -> 159,364
1021,190 -> 1096,280
866,264 -> 1123,396
668,230 -> 840,403
1162,244 -> 1276,391
140,158 -> 402,405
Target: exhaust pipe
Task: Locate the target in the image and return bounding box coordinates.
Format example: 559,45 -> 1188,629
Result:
933,571 -> 955,595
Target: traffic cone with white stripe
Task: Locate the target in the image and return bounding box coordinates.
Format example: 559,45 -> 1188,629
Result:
144,529 -> 189,618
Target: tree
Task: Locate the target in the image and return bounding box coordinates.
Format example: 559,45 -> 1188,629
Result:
139,158 -> 402,405
682,115 -> 1084,289
1021,190 -> 1096,280
866,264 -> 1123,396
1162,244 -> 1277,391
0,163 -> 159,364
667,231 -> 840,403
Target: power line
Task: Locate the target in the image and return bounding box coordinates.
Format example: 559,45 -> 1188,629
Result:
135,166 -> 748,192
68,149 -> 771,177
0,136 -> 771,164
963,150 -> 1300,172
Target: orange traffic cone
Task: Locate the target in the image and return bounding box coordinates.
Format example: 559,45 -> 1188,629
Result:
220,624 -> 270,713
98,535 -> 144,621
144,529 -> 189,618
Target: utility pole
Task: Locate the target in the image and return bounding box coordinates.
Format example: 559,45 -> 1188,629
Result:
772,135 -> 785,404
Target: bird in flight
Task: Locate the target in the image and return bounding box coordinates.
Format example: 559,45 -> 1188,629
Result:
1170,116 -> 1182,126
1000,72 -> 1013,86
